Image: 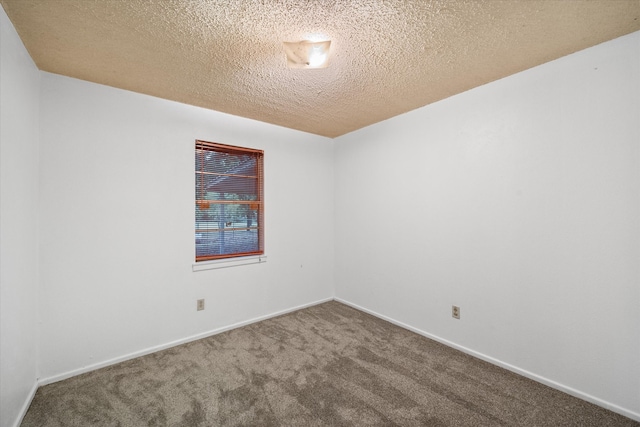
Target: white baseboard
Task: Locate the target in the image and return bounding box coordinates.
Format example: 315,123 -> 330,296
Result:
334,297 -> 640,423
38,297 -> 333,386
27,295 -> 640,423
11,380 -> 38,427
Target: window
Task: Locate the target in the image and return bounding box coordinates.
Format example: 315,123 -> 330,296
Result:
195,140 -> 264,261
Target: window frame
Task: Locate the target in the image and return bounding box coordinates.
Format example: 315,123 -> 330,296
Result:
195,140 -> 264,262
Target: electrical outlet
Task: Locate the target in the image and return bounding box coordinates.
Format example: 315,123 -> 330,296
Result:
197,299 -> 205,311
452,305 -> 460,319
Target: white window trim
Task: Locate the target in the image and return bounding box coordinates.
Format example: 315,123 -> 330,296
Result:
192,255 -> 267,272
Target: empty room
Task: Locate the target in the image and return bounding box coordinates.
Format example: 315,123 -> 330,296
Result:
1,1 -> 639,426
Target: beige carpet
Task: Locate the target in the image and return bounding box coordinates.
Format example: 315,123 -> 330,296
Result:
22,301 -> 638,426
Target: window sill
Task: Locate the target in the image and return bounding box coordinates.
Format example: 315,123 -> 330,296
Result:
192,255 -> 267,272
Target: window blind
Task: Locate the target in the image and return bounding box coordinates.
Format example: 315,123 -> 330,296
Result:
195,140 -> 264,261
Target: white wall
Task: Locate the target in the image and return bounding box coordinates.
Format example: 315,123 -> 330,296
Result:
37,73 -> 335,381
335,32 -> 640,419
0,6 -> 41,427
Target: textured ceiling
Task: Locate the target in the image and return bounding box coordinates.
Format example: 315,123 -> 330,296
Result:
2,1 -> 639,138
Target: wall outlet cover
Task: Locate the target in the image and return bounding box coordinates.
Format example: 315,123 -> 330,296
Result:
452,305 -> 460,319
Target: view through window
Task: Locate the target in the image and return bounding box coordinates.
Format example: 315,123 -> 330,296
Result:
195,140 -> 264,261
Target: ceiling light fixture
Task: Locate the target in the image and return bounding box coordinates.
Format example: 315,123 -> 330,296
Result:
283,40 -> 331,69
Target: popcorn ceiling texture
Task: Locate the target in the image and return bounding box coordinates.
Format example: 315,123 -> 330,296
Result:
2,0 -> 639,138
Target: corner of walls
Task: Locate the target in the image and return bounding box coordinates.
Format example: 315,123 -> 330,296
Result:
0,5 -> 41,427
328,138 -> 338,299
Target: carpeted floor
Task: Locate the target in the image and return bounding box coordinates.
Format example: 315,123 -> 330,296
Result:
22,301 -> 638,426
